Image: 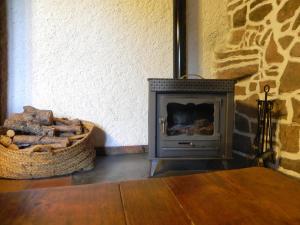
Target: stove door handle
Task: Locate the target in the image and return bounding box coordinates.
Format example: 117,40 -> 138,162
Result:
159,118 -> 167,135
178,141 -> 195,147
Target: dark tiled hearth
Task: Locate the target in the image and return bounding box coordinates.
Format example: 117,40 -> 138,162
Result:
72,153 -> 150,184
72,152 -> 252,185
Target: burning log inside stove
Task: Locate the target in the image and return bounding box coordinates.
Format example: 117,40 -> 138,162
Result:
167,119 -> 214,136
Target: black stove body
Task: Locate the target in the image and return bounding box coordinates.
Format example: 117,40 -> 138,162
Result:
148,79 -> 235,176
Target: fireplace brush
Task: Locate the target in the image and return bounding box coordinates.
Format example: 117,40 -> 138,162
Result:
253,85 -> 276,167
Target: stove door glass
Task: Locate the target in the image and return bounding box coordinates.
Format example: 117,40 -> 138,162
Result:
166,103 -> 214,136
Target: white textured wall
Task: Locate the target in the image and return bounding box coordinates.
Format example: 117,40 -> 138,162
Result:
7,0 -> 172,146
187,0 -> 229,77
7,0 -> 228,146
7,0 -> 32,114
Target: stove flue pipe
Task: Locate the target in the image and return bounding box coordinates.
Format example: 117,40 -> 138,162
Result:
173,0 -> 186,79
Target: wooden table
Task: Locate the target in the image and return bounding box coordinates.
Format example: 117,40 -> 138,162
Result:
0,167 -> 299,225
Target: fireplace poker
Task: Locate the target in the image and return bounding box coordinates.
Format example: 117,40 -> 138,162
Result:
253,85 -> 275,166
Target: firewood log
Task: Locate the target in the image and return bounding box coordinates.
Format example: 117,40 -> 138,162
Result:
0,135 -> 12,147
26,144 -> 54,153
4,120 -> 55,136
13,135 -> 70,148
70,140 -> 81,146
4,107 -> 53,127
59,132 -> 75,137
6,130 -> 15,138
8,144 -> 19,150
52,125 -> 82,134
68,134 -> 86,141
23,106 -> 53,125
53,117 -> 81,126
0,143 -> 7,149
4,113 -> 23,122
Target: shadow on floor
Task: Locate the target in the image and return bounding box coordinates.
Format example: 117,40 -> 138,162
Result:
72,152 -> 253,185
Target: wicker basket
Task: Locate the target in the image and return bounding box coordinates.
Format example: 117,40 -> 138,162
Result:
0,121 -> 96,179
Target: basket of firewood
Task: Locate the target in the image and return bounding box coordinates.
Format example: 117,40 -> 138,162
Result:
0,106 -> 96,179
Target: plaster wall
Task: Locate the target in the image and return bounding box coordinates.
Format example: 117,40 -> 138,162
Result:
7,0 -> 172,146
186,0 -> 229,77
7,0 -> 32,115
7,0 -> 230,147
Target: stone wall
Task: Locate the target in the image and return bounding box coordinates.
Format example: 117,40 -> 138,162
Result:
215,0 -> 300,178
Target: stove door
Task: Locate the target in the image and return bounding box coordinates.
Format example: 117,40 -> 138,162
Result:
157,94 -> 225,158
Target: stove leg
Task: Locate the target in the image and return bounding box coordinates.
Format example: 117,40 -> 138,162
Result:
222,160 -> 229,170
150,159 -> 159,177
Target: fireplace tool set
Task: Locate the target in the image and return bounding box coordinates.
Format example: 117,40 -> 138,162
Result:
253,85 -> 276,166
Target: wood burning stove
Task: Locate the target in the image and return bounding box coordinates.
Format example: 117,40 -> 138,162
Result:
148,79 -> 235,176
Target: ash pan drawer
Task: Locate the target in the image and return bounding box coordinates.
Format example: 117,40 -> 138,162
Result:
161,140 -> 220,149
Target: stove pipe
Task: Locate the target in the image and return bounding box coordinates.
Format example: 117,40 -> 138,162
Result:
173,0 -> 186,79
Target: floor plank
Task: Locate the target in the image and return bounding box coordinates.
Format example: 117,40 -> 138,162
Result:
27,176 -> 73,190
0,183 -> 126,225
165,167 -> 300,225
0,176 -> 72,193
0,167 -> 299,225
120,178 -> 192,225
0,179 -> 30,192
216,167 -> 300,222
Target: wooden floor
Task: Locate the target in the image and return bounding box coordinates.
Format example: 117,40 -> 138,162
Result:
0,153 -> 252,192
0,167 -> 299,225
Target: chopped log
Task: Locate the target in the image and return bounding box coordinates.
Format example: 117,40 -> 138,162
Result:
53,117 -> 81,126
52,125 -> 82,134
0,143 -> 7,149
13,135 -> 70,148
192,125 -> 214,135
59,132 -> 75,137
83,127 -> 89,134
23,106 -> 53,125
168,123 -> 214,136
70,140 -> 81,146
4,108 -> 53,127
0,135 -> 12,147
6,130 -> 15,138
4,120 -> 55,136
68,134 -> 86,141
8,144 -> 19,150
25,144 -> 55,153
4,113 -> 24,122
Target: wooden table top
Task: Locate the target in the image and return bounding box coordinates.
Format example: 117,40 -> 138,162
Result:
0,167 -> 299,225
